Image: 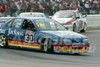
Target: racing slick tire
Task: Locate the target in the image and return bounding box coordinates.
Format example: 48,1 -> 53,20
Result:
0,34 -> 8,48
80,23 -> 87,32
43,38 -> 53,53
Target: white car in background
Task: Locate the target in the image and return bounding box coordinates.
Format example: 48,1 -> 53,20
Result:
18,12 -> 48,18
52,10 -> 87,32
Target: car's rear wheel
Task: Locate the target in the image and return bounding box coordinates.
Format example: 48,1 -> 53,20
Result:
43,39 -> 53,53
0,34 -> 8,48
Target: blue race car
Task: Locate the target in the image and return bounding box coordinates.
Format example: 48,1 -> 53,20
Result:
0,17 -> 90,53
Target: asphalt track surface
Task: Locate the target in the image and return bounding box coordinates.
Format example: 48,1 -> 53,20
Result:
0,30 -> 100,67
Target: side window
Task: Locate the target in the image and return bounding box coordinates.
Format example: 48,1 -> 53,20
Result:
22,19 -> 35,31
12,19 -> 23,29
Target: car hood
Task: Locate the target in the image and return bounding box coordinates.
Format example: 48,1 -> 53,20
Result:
40,31 -> 87,39
53,18 -> 75,24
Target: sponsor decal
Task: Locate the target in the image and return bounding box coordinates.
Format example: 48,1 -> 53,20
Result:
55,46 -> 59,50
79,20 -> 83,28
8,29 -> 24,36
8,38 -> 41,49
54,44 -> 89,52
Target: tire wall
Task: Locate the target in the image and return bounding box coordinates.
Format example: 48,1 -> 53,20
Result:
87,15 -> 100,27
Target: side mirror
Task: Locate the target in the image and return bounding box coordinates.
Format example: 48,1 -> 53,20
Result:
84,14 -> 87,17
82,12 -> 87,17
76,17 -> 80,19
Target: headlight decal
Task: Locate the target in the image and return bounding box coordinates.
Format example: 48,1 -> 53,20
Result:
58,39 -> 72,44
53,38 -> 72,45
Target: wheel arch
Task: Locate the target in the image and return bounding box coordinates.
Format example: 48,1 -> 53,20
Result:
0,33 -> 8,39
41,38 -> 52,44
41,38 -> 53,51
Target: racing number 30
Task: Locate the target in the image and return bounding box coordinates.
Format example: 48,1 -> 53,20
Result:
25,31 -> 34,43
26,34 -> 34,42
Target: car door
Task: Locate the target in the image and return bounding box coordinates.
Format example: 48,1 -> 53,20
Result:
6,18 -> 24,47
20,19 -> 40,49
78,12 -> 87,28
75,12 -> 83,30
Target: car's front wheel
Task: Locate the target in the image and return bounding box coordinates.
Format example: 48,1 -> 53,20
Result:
0,34 -> 8,48
43,39 -> 53,53
73,24 -> 78,32
80,23 -> 87,32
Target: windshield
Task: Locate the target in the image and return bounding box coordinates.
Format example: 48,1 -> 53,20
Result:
53,12 -> 75,18
35,21 -> 66,31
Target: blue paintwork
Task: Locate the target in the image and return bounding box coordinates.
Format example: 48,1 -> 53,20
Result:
0,17 -> 90,53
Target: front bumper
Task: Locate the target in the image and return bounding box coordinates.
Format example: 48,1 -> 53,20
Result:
53,44 -> 90,53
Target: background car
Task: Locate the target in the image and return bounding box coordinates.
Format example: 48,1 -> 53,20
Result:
18,12 -> 49,18
0,17 -> 90,54
0,17 -> 14,26
52,10 -> 87,32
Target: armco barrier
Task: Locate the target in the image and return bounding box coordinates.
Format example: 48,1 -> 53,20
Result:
87,15 -> 100,27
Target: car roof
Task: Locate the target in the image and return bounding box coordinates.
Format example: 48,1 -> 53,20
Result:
56,10 -> 78,13
19,12 -> 45,15
18,12 -> 46,18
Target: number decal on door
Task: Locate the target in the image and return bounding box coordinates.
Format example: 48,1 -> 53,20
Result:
25,31 -> 34,43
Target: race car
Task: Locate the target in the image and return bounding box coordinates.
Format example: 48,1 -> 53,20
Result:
0,17 -> 14,26
18,12 -> 49,18
0,17 -> 90,54
52,10 -> 87,32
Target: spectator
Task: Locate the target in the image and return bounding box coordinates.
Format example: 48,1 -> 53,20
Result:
7,12 -> 12,17
84,1 -> 90,14
52,2 -> 59,13
70,1 -> 77,10
96,1 -> 100,14
0,3 -> 5,16
38,3 -> 44,12
0,0 -> 100,17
